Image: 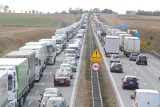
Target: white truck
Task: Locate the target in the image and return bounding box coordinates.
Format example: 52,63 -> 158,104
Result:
19,45 -> 44,81
131,89 -> 160,107
119,33 -> 132,51
104,36 -> 120,57
124,37 -> 140,57
25,42 -> 47,68
39,39 -> 56,65
4,51 -> 36,92
0,70 -> 8,107
52,36 -> 65,55
0,58 -> 28,107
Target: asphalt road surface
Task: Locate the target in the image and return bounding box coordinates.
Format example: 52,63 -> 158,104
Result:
22,35 -> 85,107
93,24 -> 160,107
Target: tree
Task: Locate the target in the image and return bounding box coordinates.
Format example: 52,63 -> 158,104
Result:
0,4 -> 3,12
3,5 -> 9,13
68,7 -> 72,13
32,10 -> 35,14
93,8 -> 101,13
28,10 -> 31,13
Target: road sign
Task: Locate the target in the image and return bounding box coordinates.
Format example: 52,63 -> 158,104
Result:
91,49 -> 102,62
118,25 -> 128,29
141,43 -> 147,50
92,63 -> 100,71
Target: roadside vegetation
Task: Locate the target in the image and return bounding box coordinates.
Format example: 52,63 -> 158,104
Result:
91,27 -> 118,107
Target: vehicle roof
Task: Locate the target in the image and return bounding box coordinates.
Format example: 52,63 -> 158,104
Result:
20,45 -> 43,49
25,42 -> 47,45
0,58 -> 27,65
65,49 -> 75,51
47,96 -> 64,101
61,63 -> 70,66
124,76 -> 137,78
135,89 -> 159,94
106,36 -> 120,39
45,88 -> 58,92
125,37 -> 140,40
5,50 -> 35,56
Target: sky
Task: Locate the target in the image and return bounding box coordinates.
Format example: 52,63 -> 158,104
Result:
1,0 -> 160,14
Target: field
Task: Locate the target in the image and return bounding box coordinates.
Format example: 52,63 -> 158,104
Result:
99,14 -> 160,54
0,13 -> 80,57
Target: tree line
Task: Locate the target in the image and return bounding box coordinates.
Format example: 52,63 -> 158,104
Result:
136,10 -> 160,16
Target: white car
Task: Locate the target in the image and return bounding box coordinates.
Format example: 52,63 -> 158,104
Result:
59,63 -> 73,79
39,88 -> 62,107
45,97 -> 68,107
110,54 -> 120,63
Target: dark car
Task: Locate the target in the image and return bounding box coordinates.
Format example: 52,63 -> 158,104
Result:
129,53 -> 139,61
122,76 -> 139,89
110,62 -> 123,73
136,55 -> 147,65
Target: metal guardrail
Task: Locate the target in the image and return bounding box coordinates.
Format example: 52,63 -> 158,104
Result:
89,17 -> 103,107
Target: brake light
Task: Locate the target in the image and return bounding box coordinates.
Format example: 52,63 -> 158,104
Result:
124,80 -> 128,83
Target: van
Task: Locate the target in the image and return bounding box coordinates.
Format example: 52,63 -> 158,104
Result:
131,89 -> 160,107
68,44 -> 80,58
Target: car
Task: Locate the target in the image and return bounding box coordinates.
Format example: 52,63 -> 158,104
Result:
129,53 -> 139,61
38,88 -> 62,107
110,62 -> 123,73
122,76 -> 139,89
54,72 -> 71,86
136,55 -> 147,65
110,54 -> 120,63
63,59 -> 77,72
45,96 -> 68,107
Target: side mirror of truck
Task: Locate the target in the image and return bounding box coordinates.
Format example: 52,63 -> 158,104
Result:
130,95 -> 134,99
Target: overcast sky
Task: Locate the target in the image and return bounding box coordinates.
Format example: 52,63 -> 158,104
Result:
1,0 -> 160,14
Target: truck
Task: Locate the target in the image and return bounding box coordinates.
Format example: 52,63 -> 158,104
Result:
104,36 -> 120,57
131,89 -> 160,107
19,45 -> 44,81
0,58 -> 28,107
25,42 -> 47,68
119,33 -> 132,51
0,70 -> 8,107
39,39 -> 57,65
52,36 -> 65,55
4,50 -> 36,92
124,37 -> 140,57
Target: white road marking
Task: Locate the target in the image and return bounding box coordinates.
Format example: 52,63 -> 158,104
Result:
133,71 -> 136,74
41,82 -> 44,86
130,67 -> 133,69
127,63 -> 129,66
28,100 -> 32,105
148,63 -> 151,66
149,59 -> 160,65
35,90 -> 39,95
143,82 -> 147,86
150,66 -> 160,74
46,76 -> 48,79
50,71 -> 51,73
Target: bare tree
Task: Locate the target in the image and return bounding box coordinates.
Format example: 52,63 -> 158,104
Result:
3,5 -> 9,12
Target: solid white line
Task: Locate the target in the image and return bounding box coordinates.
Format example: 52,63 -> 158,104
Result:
69,30 -> 86,107
93,27 -> 125,107
46,76 -> 48,79
35,90 -> 39,95
41,82 -> 44,86
28,100 -> 32,105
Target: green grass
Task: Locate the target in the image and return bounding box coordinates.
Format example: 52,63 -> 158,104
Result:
0,15 -> 60,27
0,14 -> 81,27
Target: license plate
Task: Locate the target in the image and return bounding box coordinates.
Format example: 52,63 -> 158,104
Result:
59,80 -> 64,83
129,82 -> 134,84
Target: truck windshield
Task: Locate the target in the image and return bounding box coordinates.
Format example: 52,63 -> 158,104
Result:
47,46 -> 53,53
8,74 -> 12,91
56,40 -> 62,44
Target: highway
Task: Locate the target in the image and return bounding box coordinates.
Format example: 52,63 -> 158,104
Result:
93,24 -> 160,107
22,34 -> 85,107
